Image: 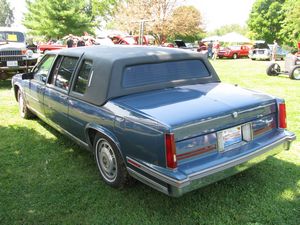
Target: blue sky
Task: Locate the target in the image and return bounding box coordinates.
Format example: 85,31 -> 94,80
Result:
9,0 -> 255,31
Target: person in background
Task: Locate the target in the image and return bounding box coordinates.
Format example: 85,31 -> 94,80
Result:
207,40 -> 213,58
77,37 -> 85,47
212,40 -> 220,60
66,34 -> 74,48
272,40 -> 279,61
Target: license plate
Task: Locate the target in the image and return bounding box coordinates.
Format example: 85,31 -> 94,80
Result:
218,126 -> 242,151
7,61 -> 18,67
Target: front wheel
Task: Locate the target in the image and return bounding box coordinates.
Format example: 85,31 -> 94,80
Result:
232,53 -> 238,59
94,133 -> 129,188
289,66 -> 300,80
266,63 -> 280,76
18,89 -> 34,119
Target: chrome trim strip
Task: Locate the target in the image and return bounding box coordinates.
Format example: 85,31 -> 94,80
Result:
127,167 -> 169,195
88,70 -> 94,87
126,157 -> 189,187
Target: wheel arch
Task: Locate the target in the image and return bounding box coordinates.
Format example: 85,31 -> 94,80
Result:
13,84 -> 21,102
85,123 -> 124,160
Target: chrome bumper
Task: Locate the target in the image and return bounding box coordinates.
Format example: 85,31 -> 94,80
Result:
127,132 -> 296,197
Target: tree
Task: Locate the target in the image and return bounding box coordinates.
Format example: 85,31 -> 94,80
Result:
168,6 -> 205,41
208,24 -> 248,37
112,0 -> 204,44
280,0 -> 300,47
0,0 -> 14,26
23,0 -> 119,39
247,0 -> 285,43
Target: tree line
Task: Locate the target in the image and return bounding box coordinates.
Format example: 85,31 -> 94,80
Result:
0,0 -> 299,47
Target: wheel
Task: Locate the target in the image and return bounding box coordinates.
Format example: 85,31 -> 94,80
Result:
232,53 -> 238,59
289,66 -> 300,80
266,63 -> 280,76
94,133 -> 129,188
18,89 -> 34,119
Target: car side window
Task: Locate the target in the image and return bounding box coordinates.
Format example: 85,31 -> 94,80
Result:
50,56 -> 78,91
33,55 -> 55,82
73,60 -> 93,94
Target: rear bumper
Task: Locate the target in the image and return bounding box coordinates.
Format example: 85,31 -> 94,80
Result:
127,131 -> 296,197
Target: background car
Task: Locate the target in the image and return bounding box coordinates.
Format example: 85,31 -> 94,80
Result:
37,40 -> 66,54
248,41 -> 271,60
218,45 -> 250,59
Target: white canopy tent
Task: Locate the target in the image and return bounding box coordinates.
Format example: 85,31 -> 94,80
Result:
202,35 -> 221,42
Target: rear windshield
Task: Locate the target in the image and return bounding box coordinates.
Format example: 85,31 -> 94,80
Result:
253,42 -> 269,49
122,60 -> 210,88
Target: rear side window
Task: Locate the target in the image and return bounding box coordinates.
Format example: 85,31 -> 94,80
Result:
122,60 -> 210,88
73,60 -> 93,94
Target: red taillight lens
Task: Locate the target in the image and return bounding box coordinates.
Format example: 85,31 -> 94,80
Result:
279,103 -> 287,128
165,133 -> 177,169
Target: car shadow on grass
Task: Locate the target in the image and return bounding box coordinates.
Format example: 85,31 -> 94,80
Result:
0,123 -> 299,224
0,79 -> 12,90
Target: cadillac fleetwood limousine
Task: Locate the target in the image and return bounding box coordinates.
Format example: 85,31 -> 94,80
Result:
12,46 -> 296,197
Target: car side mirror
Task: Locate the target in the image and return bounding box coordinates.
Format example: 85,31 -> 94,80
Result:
22,72 -> 34,80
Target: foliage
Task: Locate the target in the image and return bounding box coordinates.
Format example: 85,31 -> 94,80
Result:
112,0 -> 204,44
1,59 -> 299,224
280,0 -> 300,47
0,0 -> 14,26
208,24 -> 248,37
168,6 -> 205,41
23,0 -> 119,39
247,0 -> 285,44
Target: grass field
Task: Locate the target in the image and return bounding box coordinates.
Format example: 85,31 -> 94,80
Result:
0,59 -> 299,225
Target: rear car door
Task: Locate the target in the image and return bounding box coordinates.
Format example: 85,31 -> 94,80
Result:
43,55 -> 79,131
26,55 -> 56,117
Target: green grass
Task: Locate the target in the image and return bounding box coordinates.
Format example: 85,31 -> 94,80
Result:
0,59 -> 299,225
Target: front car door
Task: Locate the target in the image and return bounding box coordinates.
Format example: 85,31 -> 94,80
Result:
26,54 -> 56,118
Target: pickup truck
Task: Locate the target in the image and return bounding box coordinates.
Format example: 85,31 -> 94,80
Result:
12,46 -> 295,197
0,27 -> 38,80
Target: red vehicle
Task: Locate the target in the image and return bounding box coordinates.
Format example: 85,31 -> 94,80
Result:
218,45 -> 250,59
37,40 -> 66,54
111,36 -> 137,45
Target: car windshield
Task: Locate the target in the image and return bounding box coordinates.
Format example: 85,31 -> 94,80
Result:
0,31 -> 25,43
123,37 -> 136,45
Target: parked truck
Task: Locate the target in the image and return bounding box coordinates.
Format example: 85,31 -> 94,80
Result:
0,27 -> 38,80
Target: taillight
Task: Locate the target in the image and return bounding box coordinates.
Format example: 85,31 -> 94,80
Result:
165,133 -> 177,169
279,103 -> 287,128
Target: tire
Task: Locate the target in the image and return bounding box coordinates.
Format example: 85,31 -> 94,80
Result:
266,63 -> 280,76
232,53 -> 238,59
94,133 -> 129,188
18,89 -> 34,119
289,66 -> 300,80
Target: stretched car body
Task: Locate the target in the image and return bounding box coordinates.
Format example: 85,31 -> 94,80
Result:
12,46 -> 295,197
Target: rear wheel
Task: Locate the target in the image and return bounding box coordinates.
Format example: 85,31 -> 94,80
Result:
94,133 -> 129,188
266,63 -> 280,76
289,66 -> 300,80
18,89 -> 34,119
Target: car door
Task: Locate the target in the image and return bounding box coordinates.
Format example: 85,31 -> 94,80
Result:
43,55 -> 79,131
26,54 -> 56,117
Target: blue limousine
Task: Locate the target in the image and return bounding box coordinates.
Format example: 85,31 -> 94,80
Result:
12,46 -> 296,197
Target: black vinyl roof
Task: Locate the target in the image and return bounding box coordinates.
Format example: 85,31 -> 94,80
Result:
49,46 -> 220,106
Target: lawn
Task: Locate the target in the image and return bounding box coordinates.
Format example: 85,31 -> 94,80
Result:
0,59 -> 299,225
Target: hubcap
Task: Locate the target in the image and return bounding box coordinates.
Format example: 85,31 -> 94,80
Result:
96,139 -> 117,182
293,68 -> 300,80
